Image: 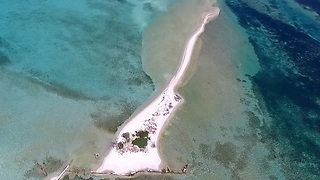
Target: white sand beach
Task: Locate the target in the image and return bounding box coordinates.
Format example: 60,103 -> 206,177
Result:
48,5 -> 220,180
94,7 -> 220,176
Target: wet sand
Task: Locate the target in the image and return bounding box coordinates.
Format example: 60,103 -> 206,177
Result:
93,7 -> 220,176
47,1 -> 220,179
142,0 -> 220,91
159,1 -> 284,179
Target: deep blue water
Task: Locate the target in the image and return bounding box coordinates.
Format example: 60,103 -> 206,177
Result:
295,0 -> 320,15
226,0 -> 320,179
1,0 -> 319,179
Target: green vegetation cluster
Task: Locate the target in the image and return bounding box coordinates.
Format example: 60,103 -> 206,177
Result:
117,130 -> 150,150
132,130 -> 150,148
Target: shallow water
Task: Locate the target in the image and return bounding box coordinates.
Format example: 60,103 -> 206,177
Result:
160,1 -> 283,179
226,0 -> 320,178
0,0 -> 173,179
160,0 -> 320,179
1,0 -> 319,179
142,0 -> 217,90
1,0 -> 155,101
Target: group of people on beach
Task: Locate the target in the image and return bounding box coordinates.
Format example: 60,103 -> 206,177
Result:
144,118 -> 157,134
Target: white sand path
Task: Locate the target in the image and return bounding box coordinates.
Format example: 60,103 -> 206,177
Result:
48,7 -> 220,180
94,8 -> 220,176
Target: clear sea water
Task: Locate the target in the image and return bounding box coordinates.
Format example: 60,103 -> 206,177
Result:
160,0 -> 320,180
1,0 -> 320,179
226,0 -> 320,178
0,0 -> 174,179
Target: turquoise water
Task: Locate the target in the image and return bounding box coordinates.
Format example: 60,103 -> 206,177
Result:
159,0 -> 320,179
1,0 -> 154,100
226,0 -> 320,178
0,0 -> 177,179
2,0 -> 319,179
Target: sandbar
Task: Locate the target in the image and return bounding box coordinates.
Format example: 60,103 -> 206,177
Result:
94,7 -> 220,176
48,6 -> 220,180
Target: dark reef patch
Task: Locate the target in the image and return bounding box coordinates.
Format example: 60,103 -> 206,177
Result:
24,156 -> 63,179
226,0 -> 320,178
199,141 -> 250,179
0,51 -> 10,65
246,111 -> 261,129
91,101 -> 136,133
24,73 -> 93,100
214,142 -> 238,167
199,142 -> 239,168
199,143 -> 215,160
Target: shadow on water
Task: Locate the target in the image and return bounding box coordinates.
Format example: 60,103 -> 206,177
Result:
226,0 -> 320,179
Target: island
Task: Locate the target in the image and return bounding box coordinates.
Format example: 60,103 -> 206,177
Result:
48,6 -> 220,180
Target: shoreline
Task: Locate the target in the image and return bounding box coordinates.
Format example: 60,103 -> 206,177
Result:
94,8 -> 220,175
48,6 -> 220,180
